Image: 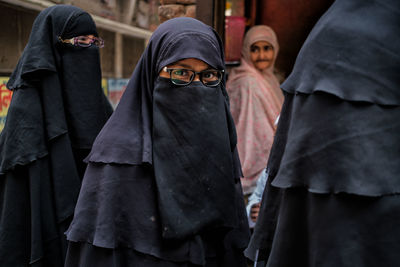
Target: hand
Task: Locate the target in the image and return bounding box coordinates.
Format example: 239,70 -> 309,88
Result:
250,202 -> 261,223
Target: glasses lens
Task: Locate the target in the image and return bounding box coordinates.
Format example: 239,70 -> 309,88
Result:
170,69 -> 194,85
201,70 -> 222,87
74,36 -> 104,48
93,37 -> 104,48
75,36 -> 92,47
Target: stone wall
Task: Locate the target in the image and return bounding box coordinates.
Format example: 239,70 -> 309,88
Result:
158,0 -> 196,23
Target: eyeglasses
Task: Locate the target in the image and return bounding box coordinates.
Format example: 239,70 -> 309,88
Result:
163,67 -> 224,87
58,35 -> 104,48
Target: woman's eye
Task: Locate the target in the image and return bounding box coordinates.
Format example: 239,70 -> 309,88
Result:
250,46 -> 259,53
203,71 -> 215,79
77,36 -> 91,44
173,70 -> 189,77
264,45 -> 273,51
78,36 -> 89,41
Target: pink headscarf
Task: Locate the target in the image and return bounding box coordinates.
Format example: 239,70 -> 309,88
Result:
227,25 -> 284,194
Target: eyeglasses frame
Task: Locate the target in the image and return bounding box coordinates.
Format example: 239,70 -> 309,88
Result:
163,67 -> 225,87
58,35 -> 104,48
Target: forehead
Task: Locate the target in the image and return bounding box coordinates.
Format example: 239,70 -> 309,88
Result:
251,40 -> 272,48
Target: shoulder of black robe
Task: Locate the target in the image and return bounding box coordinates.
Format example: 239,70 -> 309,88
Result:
282,0 -> 400,105
0,4 -> 113,174
67,17 -> 248,261
272,0 -> 400,197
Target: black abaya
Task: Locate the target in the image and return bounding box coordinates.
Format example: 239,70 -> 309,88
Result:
65,17 -> 250,267
0,5 -> 112,267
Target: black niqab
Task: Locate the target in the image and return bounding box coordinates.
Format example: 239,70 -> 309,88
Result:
153,77 -> 236,239
0,5 -> 112,267
2,5 -> 110,172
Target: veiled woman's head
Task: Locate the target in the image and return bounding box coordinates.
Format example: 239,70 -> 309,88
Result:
242,25 -> 279,73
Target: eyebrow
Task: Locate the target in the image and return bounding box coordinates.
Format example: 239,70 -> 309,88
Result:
250,45 -> 274,52
174,63 -> 193,69
251,44 -> 273,48
170,63 -> 215,71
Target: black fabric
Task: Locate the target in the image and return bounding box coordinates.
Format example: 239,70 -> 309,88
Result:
270,92 -> 400,196
65,17 -> 249,266
65,237 -> 248,267
0,5 -> 112,267
0,87 -> 48,173
281,0 -> 400,105
61,12 -> 98,39
59,44 -> 111,148
2,5 -> 111,172
7,5 -> 96,91
0,157 -> 64,267
153,78 -> 237,239
65,164 -> 249,265
246,95 -> 400,267
85,18 -> 233,165
249,186 -> 400,267
245,0 -> 400,266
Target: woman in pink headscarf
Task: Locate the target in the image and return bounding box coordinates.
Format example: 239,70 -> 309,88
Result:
227,25 -> 284,195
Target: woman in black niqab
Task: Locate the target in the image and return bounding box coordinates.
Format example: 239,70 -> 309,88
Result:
0,5 -> 113,267
245,0 -> 400,266
65,17 -> 250,267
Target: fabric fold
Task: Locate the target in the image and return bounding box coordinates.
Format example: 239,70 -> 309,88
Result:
65,163 -> 248,264
281,0 -> 400,106
269,91 -> 400,196
0,5 -> 112,267
246,185 -> 400,266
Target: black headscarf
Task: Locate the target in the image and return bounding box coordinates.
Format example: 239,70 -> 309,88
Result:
2,4 -> 112,173
85,17 -> 242,238
0,5 -> 112,266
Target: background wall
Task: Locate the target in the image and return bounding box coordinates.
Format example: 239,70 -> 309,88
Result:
258,0 -> 334,77
158,0 -> 196,23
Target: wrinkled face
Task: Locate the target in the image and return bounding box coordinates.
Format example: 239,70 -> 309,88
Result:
250,41 -> 275,72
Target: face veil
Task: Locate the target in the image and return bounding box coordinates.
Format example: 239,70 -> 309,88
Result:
152,77 -> 237,238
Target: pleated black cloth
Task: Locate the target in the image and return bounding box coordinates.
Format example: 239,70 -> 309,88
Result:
0,5 -> 112,267
245,0 -> 400,266
65,17 -> 250,266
